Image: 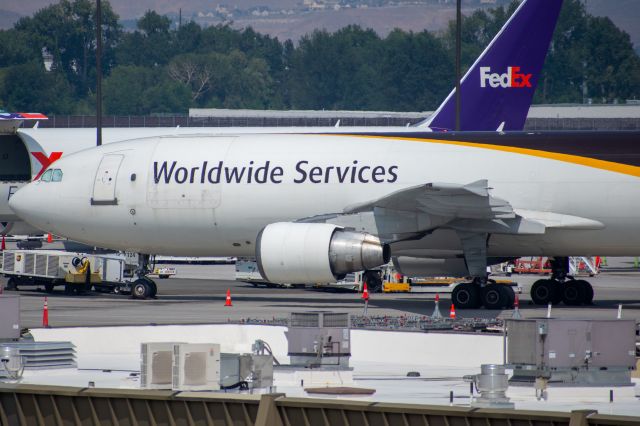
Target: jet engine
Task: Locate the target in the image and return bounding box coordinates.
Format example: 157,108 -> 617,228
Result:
256,222 -> 390,284
392,256 -> 470,278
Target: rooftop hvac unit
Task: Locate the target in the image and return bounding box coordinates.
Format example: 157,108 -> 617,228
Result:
140,342 -> 184,389
507,319 -> 637,386
172,343 -> 220,391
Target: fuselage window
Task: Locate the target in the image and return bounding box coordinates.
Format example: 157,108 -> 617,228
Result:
52,169 -> 63,182
41,169 -> 53,182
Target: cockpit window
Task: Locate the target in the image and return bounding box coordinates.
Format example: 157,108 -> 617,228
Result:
52,169 -> 63,182
41,169 -> 53,182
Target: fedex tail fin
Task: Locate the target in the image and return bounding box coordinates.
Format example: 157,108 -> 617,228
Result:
418,0 -> 563,131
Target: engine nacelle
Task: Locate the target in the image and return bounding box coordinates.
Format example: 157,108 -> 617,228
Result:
393,256 -> 469,278
256,222 -> 389,284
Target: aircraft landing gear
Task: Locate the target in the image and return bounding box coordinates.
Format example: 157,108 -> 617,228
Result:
450,278 -> 516,310
131,254 -> 158,300
453,232 -> 516,310
530,257 -> 594,306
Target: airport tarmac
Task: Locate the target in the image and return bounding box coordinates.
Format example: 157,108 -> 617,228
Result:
2,263 -> 639,328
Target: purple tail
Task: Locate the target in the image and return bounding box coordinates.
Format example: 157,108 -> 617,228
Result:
419,0 -> 563,131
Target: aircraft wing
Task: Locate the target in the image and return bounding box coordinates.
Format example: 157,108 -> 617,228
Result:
315,179 -> 603,243
345,179 -> 514,220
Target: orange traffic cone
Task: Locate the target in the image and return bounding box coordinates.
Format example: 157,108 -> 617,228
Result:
224,289 -> 233,307
47,233 -> 53,243
362,282 -> 370,301
1,235 -> 5,251
449,303 -> 456,319
42,297 -> 50,327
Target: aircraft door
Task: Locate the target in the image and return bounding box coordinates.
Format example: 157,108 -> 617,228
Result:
92,154 -> 124,205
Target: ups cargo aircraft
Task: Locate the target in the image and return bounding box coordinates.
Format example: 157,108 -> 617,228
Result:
1,0 -> 561,238
8,0 -> 588,309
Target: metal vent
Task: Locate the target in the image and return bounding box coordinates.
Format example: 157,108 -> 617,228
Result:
141,342 -> 184,390
23,253 -> 35,274
172,343 -> 220,391
47,255 -> 58,275
151,351 -> 173,384
183,352 -> 207,386
0,342 -> 76,373
323,313 -> 349,328
35,255 -> 47,275
290,312 -> 319,327
3,253 -> 14,272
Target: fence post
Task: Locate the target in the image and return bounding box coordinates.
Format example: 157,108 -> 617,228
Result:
255,393 -> 286,426
568,409 -> 597,426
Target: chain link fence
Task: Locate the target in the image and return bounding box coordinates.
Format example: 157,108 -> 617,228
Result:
31,115 -> 640,130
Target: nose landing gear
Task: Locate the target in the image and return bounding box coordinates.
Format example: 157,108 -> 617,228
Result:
131,254 -> 158,299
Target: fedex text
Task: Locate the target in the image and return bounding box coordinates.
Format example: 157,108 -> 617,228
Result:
480,66 -> 532,88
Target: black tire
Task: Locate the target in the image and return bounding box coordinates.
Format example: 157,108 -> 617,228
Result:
64,284 -> 77,295
562,280 -> 586,306
6,277 -> 18,291
363,271 -> 383,293
148,281 -> 158,298
451,282 -> 481,309
576,280 -> 594,304
44,283 -> 55,293
132,280 -> 151,299
530,279 -> 558,305
482,284 -> 509,310
503,285 -> 516,309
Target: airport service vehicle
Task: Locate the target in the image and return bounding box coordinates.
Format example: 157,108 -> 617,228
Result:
1,249 -> 138,295
1,0 -> 561,236
11,129 -> 640,309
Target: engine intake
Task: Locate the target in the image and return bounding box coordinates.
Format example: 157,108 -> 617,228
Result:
256,222 -> 389,284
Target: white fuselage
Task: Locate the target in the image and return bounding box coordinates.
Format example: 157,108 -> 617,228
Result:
9,133 -> 640,258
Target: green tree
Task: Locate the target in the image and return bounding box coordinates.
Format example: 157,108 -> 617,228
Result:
117,10 -> 173,66
0,29 -> 41,68
289,26 -> 381,110
103,65 -> 190,114
15,0 -> 121,97
377,29 -> 453,111
0,62 -> 75,114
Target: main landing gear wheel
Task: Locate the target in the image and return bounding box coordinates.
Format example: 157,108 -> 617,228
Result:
451,282 -> 481,309
562,280 -> 594,306
132,279 -> 153,299
502,285 -> 515,309
481,284 -> 510,310
562,280 -> 586,306
530,279 -> 561,305
576,280 -> 594,304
